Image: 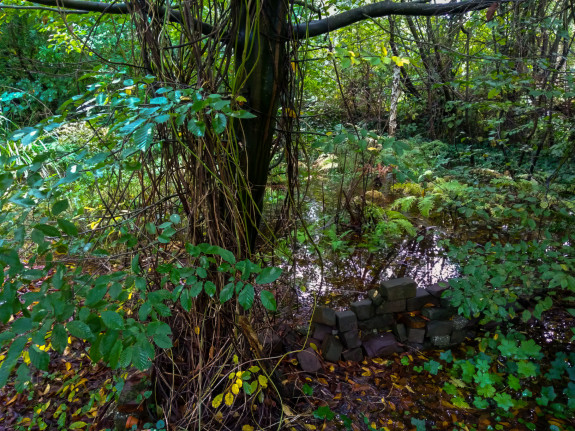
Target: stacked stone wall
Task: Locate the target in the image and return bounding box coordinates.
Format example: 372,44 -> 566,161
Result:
296,277 -> 473,372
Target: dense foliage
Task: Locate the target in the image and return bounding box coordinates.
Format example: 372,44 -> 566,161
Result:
0,0 -> 574,429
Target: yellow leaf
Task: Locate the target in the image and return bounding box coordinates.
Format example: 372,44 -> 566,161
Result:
405,385 -> 415,394
361,367 -> 372,377
310,343 -> 318,351
372,358 -> 385,365
258,375 -> 268,388
289,358 -> 298,365
231,384 -> 240,395
282,404 -> 295,416
249,366 -> 260,373
317,378 -> 328,385
69,422 -> 87,429
212,393 -> 223,409
328,365 -> 335,372
334,393 -> 342,400
242,426 -> 255,431
194,326 -> 200,335
225,392 -> 234,406
236,378 -> 243,387
305,425 -> 317,430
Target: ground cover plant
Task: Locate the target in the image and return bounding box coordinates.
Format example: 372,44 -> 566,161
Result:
1,0 -> 574,429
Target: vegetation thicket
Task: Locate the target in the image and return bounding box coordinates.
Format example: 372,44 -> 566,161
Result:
0,0 -> 574,429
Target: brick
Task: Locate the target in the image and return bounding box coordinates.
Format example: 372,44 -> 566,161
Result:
363,333 -> 403,357
431,335 -> 451,348
340,330 -> 362,349
358,314 -> 394,331
426,320 -> 453,337
452,315 -> 469,331
297,348 -> 322,373
312,323 -> 334,341
342,347 -> 364,362
450,329 -> 466,344
336,310 -> 358,332
368,289 -> 384,306
322,335 -> 343,363
392,323 -> 407,343
422,307 -> 453,321
403,314 -> 427,329
426,281 -> 449,298
312,306 -> 336,326
407,327 -> 425,344
406,288 -> 439,311
351,299 -> 374,321
379,278 -> 417,301
376,299 -> 406,314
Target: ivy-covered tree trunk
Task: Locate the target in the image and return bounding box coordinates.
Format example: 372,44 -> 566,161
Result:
234,0 -> 288,252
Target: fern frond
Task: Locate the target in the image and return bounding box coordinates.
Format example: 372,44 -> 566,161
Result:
418,195 -> 436,217
391,196 -> 417,212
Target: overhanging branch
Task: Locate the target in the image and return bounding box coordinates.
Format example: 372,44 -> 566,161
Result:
0,4 -> 88,13
24,0 -> 215,35
294,0 -> 518,39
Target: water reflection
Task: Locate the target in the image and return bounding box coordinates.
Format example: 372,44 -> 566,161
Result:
290,226 -> 459,311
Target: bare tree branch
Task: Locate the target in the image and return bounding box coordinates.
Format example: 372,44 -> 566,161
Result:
294,0 -> 519,39
0,4 -> 88,13
25,0 -> 215,35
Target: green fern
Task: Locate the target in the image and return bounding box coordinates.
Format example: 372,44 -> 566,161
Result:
391,195 -> 418,212
418,195 -> 436,217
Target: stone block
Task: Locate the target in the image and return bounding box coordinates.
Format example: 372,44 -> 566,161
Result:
342,347 -> 364,362
368,289 -> 384,306
322,335 -> 343,363
363,333 -> 403,357
431,335 -> 451,348
379,278 -> 417,301
403,314 -> 427,329
407,327 -> 425,344
426,320 -> 453,337
376,299 -> 406,314
452,315 -> 469,331
358,314 -> 394,331
440,296 -> 454,308
312,323 -> 334,341
336,310 -> 358,332
392,323 -> 407,343
340,330 -> 362,349
351,299 -> 374,321
422,307 -> 453,321
406,288 -> 439,311
450,329 -> 466,344
426,281 -> 449,298
312,306 -> 336,326
297,348 -> 322,373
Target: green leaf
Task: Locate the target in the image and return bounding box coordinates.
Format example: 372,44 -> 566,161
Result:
220,282 -> 234,304
34,223 -> 61,237
85,285 -> 107,307
517,360 -> 538,378
518,339 -> 542,360
493,392 -> 514,411
180,288 -> 192,311
424,359 -> 442,375
238,283 -> 255,310
52,199 -> 69,216
51,324 -> 68,353
260,290 -> 277,311
255,267 -> 282,284
0,336 -> 28,387
101,310 -> 125,330
119,345 -> 133,369
132,339 -> 154,370
169,214 -> 181,224
153,332 -> 173,349
67,320 -> 93,340
150,96 -> 168,105
131,253 -> 140,274
105,339 -> 122,369
213,113 -> 227,134
29,345 -> 50,371
57,219 -> 78,237
204,281 -> 216,297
